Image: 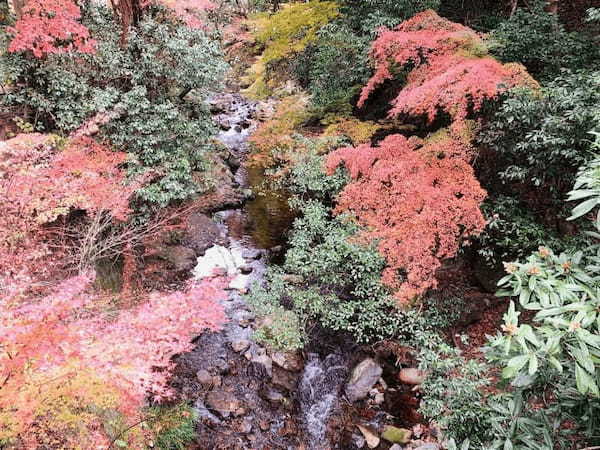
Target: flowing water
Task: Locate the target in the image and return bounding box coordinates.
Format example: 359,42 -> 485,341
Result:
299,354 -> 349,448
176,92 -> 352,449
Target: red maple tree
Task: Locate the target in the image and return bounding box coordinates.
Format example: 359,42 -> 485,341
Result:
358,10 -> 538,122
0,274 -> 227,447
8,0 -> 96,58
327,129 -> 486,303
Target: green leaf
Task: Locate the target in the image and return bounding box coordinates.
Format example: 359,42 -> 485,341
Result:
528,353 -> 539,375
569,197 -> 599,220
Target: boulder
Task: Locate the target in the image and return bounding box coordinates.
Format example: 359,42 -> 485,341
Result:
205,390 -> 241,418
382,426 -> 412,444
159,245 -> 196,272
271,351 -> 303,372
398,368 -> 426,385
345,358 -> 383,402
183,213 -> 223,256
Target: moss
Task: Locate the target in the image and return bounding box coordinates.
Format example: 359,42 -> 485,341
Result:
243,1 -> 339,98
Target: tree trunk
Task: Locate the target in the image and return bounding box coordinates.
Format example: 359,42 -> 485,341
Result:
109,0 -> 144,46
546,0 -> 559,15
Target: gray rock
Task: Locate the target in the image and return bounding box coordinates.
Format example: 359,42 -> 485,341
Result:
389,445 -> 402,450
159,245 -> 196,272
345,358 -> 383,402
184,213 -> 222,256
193,399 -> 222,426
415,444 -> 440,450
272,366 -> 299,392
261,387 -> 285,403
271,351 -> 303,372
242,248 -> 262,260
206,390 -> 241,418
231,339 -> 251,353
250,353 -> 273,377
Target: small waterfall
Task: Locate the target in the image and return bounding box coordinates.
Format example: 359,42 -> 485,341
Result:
299,353 -> 348,448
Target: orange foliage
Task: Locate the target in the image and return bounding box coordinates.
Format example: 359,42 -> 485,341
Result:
326,127 -> 486,303
358,10 -> 538,122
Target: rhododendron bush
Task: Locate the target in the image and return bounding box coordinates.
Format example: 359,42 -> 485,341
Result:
327,128 -> 486,303
358,9 -> 538,122
0,274 -> 226,447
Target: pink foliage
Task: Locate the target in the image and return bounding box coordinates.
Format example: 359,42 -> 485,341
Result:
81,278 -> 227,405
0,134 -> 136,298
0,274 -> 227,445
358,10 -> 537,122
8,0 -> 96,58
326,131 -> 486,303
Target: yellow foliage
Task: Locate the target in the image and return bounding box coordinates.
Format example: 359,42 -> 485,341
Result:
0,363 -> 145,449
248,94 -> 311,169
323,117 -> 380,145
243,1 -> 339,98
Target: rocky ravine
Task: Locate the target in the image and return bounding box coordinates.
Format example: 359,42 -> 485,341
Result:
165,93 -> 444,450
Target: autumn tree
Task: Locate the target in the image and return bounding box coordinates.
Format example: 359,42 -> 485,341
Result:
358,10 -> 538,123
7,0 -> 96,57
326,11 -> 537,303
0,274 -> 227,447
327,127 -> 487,303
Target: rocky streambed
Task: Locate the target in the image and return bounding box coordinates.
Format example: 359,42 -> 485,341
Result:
166,93 -> 442,450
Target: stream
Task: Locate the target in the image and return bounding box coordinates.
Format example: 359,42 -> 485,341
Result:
168,93 -> 354,449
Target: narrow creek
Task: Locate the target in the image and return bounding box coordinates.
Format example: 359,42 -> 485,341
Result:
169,93 -> 351,449
170,93 -> 416,449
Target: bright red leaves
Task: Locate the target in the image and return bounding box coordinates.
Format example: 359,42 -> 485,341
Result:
327,130 -> 486,304
8,0 -> 96,58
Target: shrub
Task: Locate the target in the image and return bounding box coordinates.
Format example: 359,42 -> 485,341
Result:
476,195 -> 585,269
479,70 -> 600,207
147,403 -> 198,450
489,3 -> 600,80
339,0 -> 440,36
418,341 -> 493,444
2,3 -> 227,205
293,23 -> 371,115
243,1 -> 339,98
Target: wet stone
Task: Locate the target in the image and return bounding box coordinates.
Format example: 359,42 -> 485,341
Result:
206,390 -> 242,418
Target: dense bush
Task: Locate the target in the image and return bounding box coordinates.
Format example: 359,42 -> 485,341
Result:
246,149 -> 413,349
339,0 -> 440,36
293,24 -> 371,116
490,3 -> 600,80
2,3 -> 227,205
476,195 -> 585,269
480,70 -> 600,207
418,341 -> 493,445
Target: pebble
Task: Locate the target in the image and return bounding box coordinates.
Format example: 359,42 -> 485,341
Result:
398,367 -> 426,385
231,339 -> 251,353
